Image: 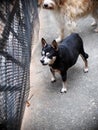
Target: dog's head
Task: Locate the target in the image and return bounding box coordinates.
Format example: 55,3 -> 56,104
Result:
40,38 -> 58,65
42,0 -> 65,9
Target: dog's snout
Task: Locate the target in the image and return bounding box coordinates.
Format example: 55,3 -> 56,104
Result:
40,55 -> 45,64
40,59 -> 44,64
43,4 -> 48,8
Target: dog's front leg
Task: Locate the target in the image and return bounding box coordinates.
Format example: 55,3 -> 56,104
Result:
92,13 -> 98,32
55,13 -> 65,43
91,18 -> 97,26
61,72 -> 67,93
50,68 -> 56,83
56,28 -> 64,43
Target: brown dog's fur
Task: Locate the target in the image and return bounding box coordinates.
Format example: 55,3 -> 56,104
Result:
39,0 -> 98,42
58,0 -> 98,19
38,0 -> 44,6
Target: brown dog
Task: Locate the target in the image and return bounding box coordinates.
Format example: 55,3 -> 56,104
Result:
40,0 -> 98,42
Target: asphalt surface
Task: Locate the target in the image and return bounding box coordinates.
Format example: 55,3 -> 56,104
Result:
21,8 -> 98,130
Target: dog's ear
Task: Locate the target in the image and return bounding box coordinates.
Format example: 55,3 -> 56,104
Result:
52,40 -> 58,50
41,38 -> 47,47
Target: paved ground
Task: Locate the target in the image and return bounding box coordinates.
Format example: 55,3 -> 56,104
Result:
21,8 -> 98,130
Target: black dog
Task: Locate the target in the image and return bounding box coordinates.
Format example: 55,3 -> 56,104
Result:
40,33 -> 89,93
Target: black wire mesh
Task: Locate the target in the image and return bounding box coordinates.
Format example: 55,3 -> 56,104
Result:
0,0 -> 38,130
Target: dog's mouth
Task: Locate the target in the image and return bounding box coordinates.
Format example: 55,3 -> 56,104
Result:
40,57 -> 56,66
43,6 -> 54,10
40,58 -> 48,65
41,62 -> 48,66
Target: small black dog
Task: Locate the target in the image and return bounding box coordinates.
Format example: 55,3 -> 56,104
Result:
40,33 -> 89,93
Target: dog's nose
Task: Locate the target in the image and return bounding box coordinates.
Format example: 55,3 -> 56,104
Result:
43,4 -> 48,8
40,59 -> 44,64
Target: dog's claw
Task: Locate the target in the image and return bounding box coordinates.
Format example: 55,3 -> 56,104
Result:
94,28 -> 98,33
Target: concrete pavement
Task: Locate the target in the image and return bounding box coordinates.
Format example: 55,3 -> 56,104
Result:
21,8 -> 98,130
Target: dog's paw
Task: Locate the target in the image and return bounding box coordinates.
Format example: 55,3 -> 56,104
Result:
55,36 -> 62,43
84,67 -> 88,73
60,88 -> 67,93
94,28 -> 98,33
51,77 -> 56,83
91,21 -> 97,26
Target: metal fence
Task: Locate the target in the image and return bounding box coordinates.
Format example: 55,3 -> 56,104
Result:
0,0 -> 38,130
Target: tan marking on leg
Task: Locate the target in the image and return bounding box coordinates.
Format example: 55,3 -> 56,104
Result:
80,54 -> 88,73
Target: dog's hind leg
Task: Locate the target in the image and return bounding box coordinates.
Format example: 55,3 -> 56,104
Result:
92,18 -> 98,32
93,19 -> 98,33
91,10 -> 98,32
55,14 -> 65,42
56,28 -> 64,43
80,49 -> 89,73
91,18 -> 97,26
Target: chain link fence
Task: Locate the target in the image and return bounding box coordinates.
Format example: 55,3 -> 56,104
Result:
0,0 -> 38,130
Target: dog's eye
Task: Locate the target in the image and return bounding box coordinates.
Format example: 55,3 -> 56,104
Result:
41,51 -> 45,56
46,52 -> 50,56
